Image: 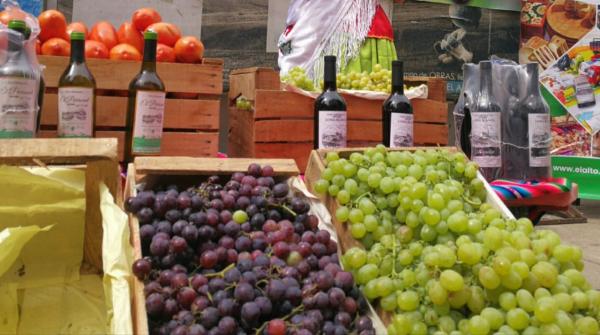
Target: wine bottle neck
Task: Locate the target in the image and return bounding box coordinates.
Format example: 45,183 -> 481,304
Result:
392,62 -> 404,94
480,65 -> 493,96
324,60 -> 337,91
142,39 -> 157,71
526,65 -> 540,95
7,33 -> 24,53
70,39 -> 85,63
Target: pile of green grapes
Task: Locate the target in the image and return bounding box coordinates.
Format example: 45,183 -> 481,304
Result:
281,67 -> 316,92
313,146 -> 600,335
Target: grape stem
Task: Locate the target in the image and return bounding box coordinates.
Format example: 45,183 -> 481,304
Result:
204,263 -> 235,278
269,204 -> 297,217
254,304 -> 305,335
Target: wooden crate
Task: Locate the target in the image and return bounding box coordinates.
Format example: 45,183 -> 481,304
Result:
126,157 -> 300,335
228,67 -> 449,172
0,138 -> 120,274
38,56 -> 223,161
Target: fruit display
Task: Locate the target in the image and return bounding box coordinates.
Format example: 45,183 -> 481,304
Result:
25,8 -> 204,63
282,65 -> 410,94
312,146 -> 600,335
126,163 -> 377,335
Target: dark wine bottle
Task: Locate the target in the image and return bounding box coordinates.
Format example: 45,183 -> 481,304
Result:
523,63 -> 551,179
125,31 -> 166,163
471,61 -> 502,180
383,60 -> 413,147
501,65 -> 526,179
457,63 -> 478,158
58,32 -> 96,138
0,20 -> 37,138
314,56 -> 347,149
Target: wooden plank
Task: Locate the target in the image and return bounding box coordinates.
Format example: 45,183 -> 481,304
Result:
134,157 -> 300,176
39,131 -> 219,161
229,69 -> 281,102
405,77 -> 447,102
41,95 -> 220,130
39,55 -> 223,94
254,90 -> 314,119
348,121 -> 449,145
254,142 -> 313,173
254,119 -> 313,142
228,107 -> 256,157
0,138 -> 118,165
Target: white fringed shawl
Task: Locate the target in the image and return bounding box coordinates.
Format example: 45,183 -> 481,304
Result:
278,0 -> 378,82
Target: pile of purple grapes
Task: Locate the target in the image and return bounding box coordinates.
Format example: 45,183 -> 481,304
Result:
126,164 -> 376,335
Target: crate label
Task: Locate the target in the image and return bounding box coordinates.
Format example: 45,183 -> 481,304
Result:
529,113 -> 550,167
471,112 -> 501,167
390,113 -> 414,148
133,90 -> 165,154
0,77 -> 36,138
58,87 -> 94,138
318,110 -> 347,148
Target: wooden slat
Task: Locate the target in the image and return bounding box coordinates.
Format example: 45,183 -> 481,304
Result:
405,76 -> 447,102
41,95 -> 220,130
229,67 -> 280,101
39,55 -> 223,94
228,107 -> 256,157
0,138 -> 118,165
134,157 -> 300,176
253,90 -> 447,123
254,119 -> 312,142
254,142 -> 313,173
39,131 -> 219,161
348,121 -> 449,145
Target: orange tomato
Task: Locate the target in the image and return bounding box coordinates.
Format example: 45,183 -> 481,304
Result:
67,22 -> 88,39
156,43 -> 176,63
174,36 -> 204,63
89,21 -> 118,50
145,22 -> 181,47
38,10 -> 68,42
85,40 -> 109,59
0,8 -> 27,25
110,43 -> 142,61
41,38 -> 70,56
132,8 -> 162,32
117,22 -> 143,53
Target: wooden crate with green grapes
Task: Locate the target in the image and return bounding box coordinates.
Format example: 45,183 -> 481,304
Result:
303,146 -> 600,334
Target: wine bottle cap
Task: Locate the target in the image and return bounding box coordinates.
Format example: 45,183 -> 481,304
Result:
480,61 -> 492,69
8,20 -> 26,30
324,55 -> 336,63
70,32 -> 85,41
144,31 -> 158,40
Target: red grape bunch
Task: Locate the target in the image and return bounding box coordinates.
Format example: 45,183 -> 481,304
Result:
127,164 -> 376,335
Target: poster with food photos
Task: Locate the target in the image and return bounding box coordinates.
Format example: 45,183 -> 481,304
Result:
521,0 -> 600,199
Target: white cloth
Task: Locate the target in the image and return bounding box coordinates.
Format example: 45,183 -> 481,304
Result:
278,0 -> 378,81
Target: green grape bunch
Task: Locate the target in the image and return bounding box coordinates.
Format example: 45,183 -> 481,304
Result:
336,64 -> 394,93
313,145 -> 600,335
235,96 -> 252,111
281,66 -> 316,92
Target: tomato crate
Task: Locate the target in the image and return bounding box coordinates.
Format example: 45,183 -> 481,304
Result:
228,67 -> 449,172
38,55 -> 223,161
125,157 -> 301,335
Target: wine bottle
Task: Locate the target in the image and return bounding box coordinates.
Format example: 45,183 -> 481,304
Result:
125,31 -> 166,163
523,63 -> 551,179
457,63 -> 478,158
23,25 -> 44,134
383,60 -> 413,148
501,65 -> 526,179
471,61 -> 502,180
58,32 -> 96,138
0,20 -> 37,138
314,56 -> 347,149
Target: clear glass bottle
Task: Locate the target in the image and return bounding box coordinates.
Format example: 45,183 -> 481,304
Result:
470,61 -> 502,180
58,32 -> 96,138
383,60 -> 413,148
314,55 -> 347,149
523,63 -> 551,179
0,20 -> 38,138
125,31 -> 166,163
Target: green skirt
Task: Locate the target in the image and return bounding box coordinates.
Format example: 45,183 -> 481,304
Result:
342,38 -> 398,74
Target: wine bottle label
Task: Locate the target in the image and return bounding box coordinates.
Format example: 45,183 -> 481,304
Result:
390,113 -> 414,148
529,113 -> 551,167
471,112 -> 501,167
58,87 -> 94,138
0,77 -> 36,138
318,111 -> 347,148
133,90 -> 166,154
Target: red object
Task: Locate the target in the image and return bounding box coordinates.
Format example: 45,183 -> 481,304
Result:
367,5 -> 394,41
